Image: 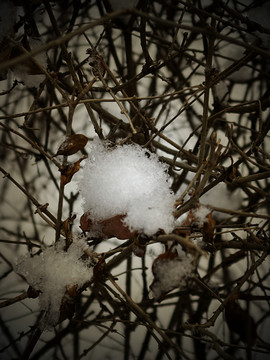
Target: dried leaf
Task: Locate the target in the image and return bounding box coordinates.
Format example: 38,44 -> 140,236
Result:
65,284 -> 79,298
56,134 -> 88,156
80,211 -> 93,232
225,292 -> 257,345
80,212 -> 135,240
100,214 -> 135,240
202,212 -> 216,244
150,249 -> 179,302
152,249 -> 178,276
180,208 -> 196,228
61,214 -> 76,248
60,159 -> 81,186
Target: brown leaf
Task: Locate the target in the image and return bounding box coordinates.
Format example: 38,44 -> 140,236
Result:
56,134 -> 88,156
61,214 -> 76,248
202,212 -> 216,244
152,249 -> 178,276
79,212 -> 135,240
180,208 -> 195,228
100,214 -> 135,240
60,159 -> 81,186
225,292 -> 257,345
65,284 -> 79,298
80,212 -> 93,232
150,249 -> 180,302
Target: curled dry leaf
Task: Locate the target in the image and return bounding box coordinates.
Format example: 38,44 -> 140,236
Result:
150,249 -> 179,302
61,214 -> 76,249
56,134 -> 88,156
150,246 -> 194,302
60,159 -> 82,187
80,211 -> 93,232
225,292 -> 257,345
100,214 -> 135,240
79,212 -> 135,240
152,249 -> 178,275
202,212 -> 216,244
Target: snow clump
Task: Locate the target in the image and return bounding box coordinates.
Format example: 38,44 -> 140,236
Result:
15,239 -> 91,329
79,139 -> 176,236
150,250 -> 194,300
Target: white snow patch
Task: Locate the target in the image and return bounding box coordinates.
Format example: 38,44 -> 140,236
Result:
192,205 -> 212,226
79,139 -> 176,235
15,239 -> 92,329
151,252 -> 194,300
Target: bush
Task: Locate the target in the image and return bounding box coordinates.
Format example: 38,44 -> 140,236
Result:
0,1 -> 270,359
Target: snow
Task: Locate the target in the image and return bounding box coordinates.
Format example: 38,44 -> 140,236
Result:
79,139 -> 176,235
150,251 -> 194,300
192,205 -> 212,227
15,239 -> 92,329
